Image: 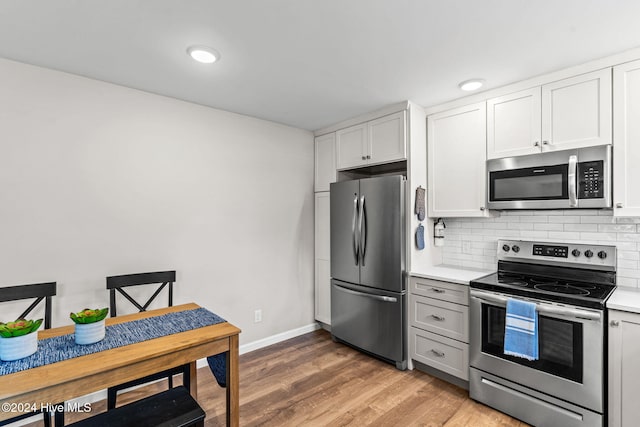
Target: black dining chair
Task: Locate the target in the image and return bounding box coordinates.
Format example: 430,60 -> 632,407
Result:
0,282 -> 64,427
105,270 -> 191,409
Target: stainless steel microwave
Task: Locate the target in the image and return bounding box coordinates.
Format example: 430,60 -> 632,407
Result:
487,145 -> 612,210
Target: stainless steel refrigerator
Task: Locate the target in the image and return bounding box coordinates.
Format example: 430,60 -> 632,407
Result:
330,175 -> 406,370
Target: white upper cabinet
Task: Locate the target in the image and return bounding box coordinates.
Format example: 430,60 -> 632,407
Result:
487,69 -> 612,159
314,133 -> 336,192
487,87 -> 542,159
542,68 -> 612,151
428,102 -> 488,217
613,60 -> 640,216
336,123 -> 368,169
336,111 -> 406,170
368,111 -> 406,164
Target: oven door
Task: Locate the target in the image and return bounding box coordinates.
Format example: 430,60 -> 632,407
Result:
469,289 -> 604,413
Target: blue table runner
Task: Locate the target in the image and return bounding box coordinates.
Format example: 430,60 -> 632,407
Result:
0,308 -> 227,387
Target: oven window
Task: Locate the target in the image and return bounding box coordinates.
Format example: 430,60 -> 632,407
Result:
489,164 -> 568,201
482,304 -> 583,383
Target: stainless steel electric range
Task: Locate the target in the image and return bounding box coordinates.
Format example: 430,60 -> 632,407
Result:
469,239 -> 616,427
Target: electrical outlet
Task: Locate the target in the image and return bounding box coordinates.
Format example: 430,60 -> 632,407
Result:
254,309 -> 262,323
462,241 -> 472,254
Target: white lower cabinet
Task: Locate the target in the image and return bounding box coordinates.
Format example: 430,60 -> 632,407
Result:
409,276 -> 469,380
608,309 -> 640,427
314,192 -> 331,324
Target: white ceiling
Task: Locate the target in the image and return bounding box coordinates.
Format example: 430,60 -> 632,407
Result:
1,0 -> 640,131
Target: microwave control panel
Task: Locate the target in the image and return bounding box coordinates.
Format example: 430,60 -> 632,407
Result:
578,161 -> 604,199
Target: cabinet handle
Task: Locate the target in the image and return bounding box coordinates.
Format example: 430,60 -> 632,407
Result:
480,207 -> 485,211
431,288 -> 445,293
610,320 -> 620,327
431,314 -> 445,321
542,140 -> 549,145
534,141 -> 540,147
616,203 -> 623,208
430,349 -> 445,357
361,156 -> 366,160
366,155 -> 371,159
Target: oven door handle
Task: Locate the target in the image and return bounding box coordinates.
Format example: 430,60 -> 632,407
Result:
470,290 -> 601,321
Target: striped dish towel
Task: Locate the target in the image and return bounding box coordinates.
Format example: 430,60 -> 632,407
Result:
503,299 -> 539,361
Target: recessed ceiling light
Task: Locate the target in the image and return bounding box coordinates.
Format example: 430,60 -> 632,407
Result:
186,45 -> 220,64
458,79 -> 485,91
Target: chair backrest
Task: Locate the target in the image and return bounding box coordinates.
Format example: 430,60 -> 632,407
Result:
0,282 -> 57,329
106,271 -> 175,317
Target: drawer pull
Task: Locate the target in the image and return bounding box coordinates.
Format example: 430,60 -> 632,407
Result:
430,349 -> 445,357
431,288 -> 445,294
430,314 -> 445,321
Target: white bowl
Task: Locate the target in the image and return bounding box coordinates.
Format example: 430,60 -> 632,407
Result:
75,319 -> 106,345
0,331 -> 38,361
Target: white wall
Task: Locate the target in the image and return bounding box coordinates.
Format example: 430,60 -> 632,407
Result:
439,210 -> 640,288
0,58 -> 315,344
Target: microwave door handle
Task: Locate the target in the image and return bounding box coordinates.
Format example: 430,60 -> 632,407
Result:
568,155 -> 578,207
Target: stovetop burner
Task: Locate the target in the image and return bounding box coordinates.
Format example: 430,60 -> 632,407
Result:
533,283 -> 591,296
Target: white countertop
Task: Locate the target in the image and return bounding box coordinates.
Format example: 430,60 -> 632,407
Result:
410,265 -> 494,285
607,287 -> 640,314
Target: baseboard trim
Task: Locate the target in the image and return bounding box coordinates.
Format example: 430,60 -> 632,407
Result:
196,322 -> 321,369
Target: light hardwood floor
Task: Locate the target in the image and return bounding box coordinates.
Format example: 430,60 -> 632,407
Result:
27,329 -> 528,426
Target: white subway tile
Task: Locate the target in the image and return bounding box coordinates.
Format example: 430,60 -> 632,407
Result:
508,223 -> 534,230
616,277 -> 638,288
493,230 -> 522,238
520,230 -> 550,238
548,231 -> 581,239
494,215 -> 517,222
552,216 -> 581,224
573,210 -> 598,216
616,217 -> 640,224
472,241 -> 495,249
598,210 -> 614,216
564,223 -> 598,232
462,260 -> 486,269
442,258 -> 463,267
619,250 -> 640,260
581,216 -> 616,224
535,210 -> 564,216
617,233 -> 640,242
484,248 -> 498,257
598,224 -> 637,233
534,223 -> 564,231
618,268 -> 640,279
483,222 -> 509,230
613,241 -> 638,251
579,232 -> 617,241
618,259 -> 639,269
483,263 -> 497,271
520,216 -> 549,223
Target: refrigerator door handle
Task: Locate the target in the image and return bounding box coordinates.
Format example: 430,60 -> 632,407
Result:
359,195 -> 366,266
352,195 -> 359,265
334,283 -> 397,303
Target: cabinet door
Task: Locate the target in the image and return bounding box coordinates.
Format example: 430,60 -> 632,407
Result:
487,88 -> 542,159
336,123 -> 367,170
608,310 -> 640,427
314,133 -> 336,192
541,68 -> 612,151
613,60 -> 640,217
428,102 -> 488,217
368,111 -> 406,165
314,192 -> 331,324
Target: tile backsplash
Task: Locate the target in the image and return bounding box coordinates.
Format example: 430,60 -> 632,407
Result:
441,210 -> 640,288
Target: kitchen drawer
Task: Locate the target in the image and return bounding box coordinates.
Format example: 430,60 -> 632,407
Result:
411,295 -> 469,342
411,327 -> 469,381
410,277 -> 469,305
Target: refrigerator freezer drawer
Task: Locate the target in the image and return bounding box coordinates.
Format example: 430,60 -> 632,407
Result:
331,280 -> 404,364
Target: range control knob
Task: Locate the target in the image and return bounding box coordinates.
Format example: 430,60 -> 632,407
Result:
584,250 -> 594,258
512,245 -> 520,253
571,249 -> 581,257
502,244 -> 510,252
598,251 -> 608,259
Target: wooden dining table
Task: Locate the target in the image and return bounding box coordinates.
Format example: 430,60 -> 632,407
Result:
0,303 -> 241,426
